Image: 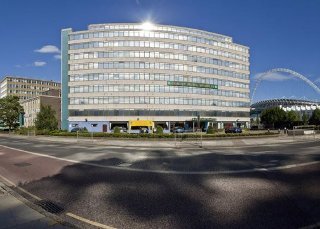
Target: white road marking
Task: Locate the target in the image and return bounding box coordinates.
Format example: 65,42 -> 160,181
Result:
0,144 -> 319,175
66,213 -> 116,229
250,150 -> 276,154
270,160 -> 279,163
0,173 -> 115,229
118,162 -> 132,167
299,221 -> 320,229
0,174 -> 41,201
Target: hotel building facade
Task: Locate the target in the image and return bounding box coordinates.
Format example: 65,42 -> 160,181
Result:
61,23 -> 250,132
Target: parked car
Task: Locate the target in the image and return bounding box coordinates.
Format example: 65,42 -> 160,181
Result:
140,127 -> 149,133
111,127 -> 127,133
225,127 -> 242,134
70,127 -> 82,132
173,127 -> 185,133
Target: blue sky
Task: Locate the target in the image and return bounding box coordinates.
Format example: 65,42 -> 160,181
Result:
1,0 -> 320,102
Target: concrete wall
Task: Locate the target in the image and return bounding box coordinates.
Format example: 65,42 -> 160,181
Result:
68,121 -> 110,132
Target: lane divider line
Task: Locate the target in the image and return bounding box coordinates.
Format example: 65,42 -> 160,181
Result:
0,144 -> 319,175
66,213 -> 116,229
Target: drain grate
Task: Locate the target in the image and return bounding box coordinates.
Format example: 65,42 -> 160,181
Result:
0,186 -> 6,195
14,162 -> 32,167
36,200 -> 64,214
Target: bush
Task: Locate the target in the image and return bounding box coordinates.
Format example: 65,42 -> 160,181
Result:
156,126 -> 164,134
206,126 -> 215,134
16,126 -> 36,135
35,129 -> 50,135
113,126 -> 121,134
14,129 -> 278,139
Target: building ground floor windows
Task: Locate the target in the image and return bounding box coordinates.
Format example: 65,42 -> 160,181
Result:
68,116 -> 250,133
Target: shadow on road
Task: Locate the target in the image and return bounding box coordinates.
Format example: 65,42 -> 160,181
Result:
16,156 -> 320,229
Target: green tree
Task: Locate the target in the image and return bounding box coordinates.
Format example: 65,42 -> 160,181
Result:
206,125 -> 215,134
113,126 -> 121,134
256,117 -> 260,125
302,113 -> 309,125
309,108 -> 320,125
286,110 -> 300,128
0,96 -> 23,130
35,104 -> 58,131
156,125 -> 164,134
260,107 -> 287,128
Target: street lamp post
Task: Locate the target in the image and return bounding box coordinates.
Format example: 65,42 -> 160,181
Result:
197,112 -> 200,131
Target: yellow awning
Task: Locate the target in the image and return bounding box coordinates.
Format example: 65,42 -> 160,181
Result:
129,120 -> 154,127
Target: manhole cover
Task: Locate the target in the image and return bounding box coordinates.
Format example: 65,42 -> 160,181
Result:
36,200 -> 64,214
14,162 -> 32,167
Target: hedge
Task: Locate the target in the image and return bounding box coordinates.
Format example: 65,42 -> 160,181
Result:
15,129 -> 278,139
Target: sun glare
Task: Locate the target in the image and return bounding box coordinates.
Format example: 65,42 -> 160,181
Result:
140,21 -> 155,31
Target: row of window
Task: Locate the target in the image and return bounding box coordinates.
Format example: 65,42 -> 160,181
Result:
88,24 -> 232,43
69,61 -> 249,80
8,90 -> 41,95
6,78 -> 60,86
69,96 -> 250,107
69,40 -> 248,62
69,84 -> 249,98
69,30 -> 248,54
69,109 -> 249,117
7,84 -> 51,90
70,51 -> 248,71
69,73 -> 249,89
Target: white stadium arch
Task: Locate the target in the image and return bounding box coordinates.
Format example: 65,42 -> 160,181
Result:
251,68 -> 320,103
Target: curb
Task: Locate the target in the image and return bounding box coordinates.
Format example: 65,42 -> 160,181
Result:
0,180 -> 77,229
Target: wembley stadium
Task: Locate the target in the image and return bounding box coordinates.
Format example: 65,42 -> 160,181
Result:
251,99 -> 320,117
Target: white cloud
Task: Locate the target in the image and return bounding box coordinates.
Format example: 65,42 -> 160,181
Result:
54,54 -> 61,60
34,61 -> 47,67
35,45 -> 60,53
14,64 -> 22,68
253,72 -> 292,82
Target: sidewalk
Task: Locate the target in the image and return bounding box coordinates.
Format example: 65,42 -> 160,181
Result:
0,182 -> 69,229
3,133 -> 319,149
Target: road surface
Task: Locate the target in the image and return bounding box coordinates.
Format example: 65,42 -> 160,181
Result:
0,135 -> 319,228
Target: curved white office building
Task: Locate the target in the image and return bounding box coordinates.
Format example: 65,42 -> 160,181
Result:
61,23 -> 250,132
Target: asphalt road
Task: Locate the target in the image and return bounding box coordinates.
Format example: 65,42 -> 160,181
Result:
0,135 -> 319,229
